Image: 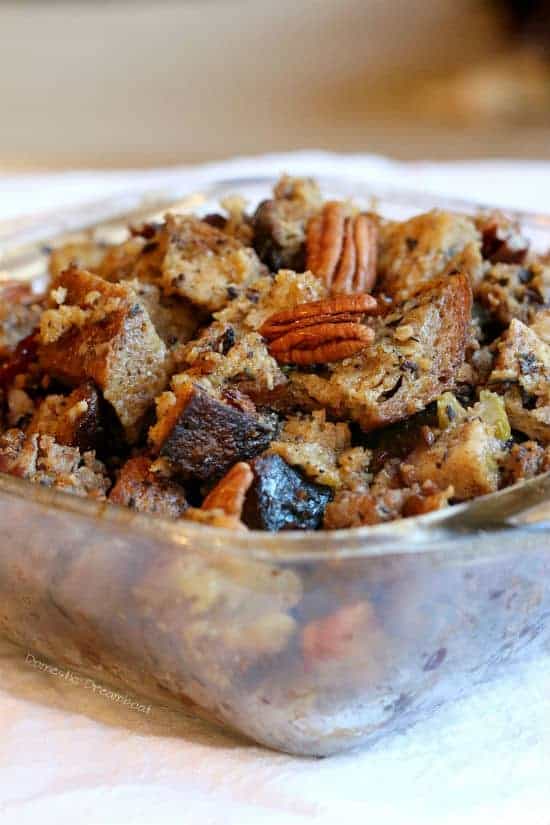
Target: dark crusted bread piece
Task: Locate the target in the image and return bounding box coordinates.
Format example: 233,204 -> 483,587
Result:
149,377 -> 278,482
38,268 -> 168,442
288,272 -> 473,432
242,453 -> 332,531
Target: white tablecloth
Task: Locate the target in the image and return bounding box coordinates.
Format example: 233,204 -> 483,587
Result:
1,152 -> 549,825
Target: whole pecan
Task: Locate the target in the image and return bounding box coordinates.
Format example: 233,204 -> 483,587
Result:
260,294 -> 377,366
202,461 -> 254,519
306,202 -> 379,295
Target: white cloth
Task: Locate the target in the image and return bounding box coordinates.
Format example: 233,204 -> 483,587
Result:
0,152 -> 549,825
2,151 -> 550,222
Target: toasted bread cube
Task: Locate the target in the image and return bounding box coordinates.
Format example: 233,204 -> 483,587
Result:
96,236 -> 150,282
195,268 -> 326,407
216,267 -> 327,334
0,429 -> 110,499
179,270 -> 325,407
476,262 -> 550,326
269,411 -> 351,488
251,176 -> 322,271
124,279 -> 202,347
475,210 -> 529,265
290,273 -> 473,432
489,318 -> 550,442
407,418 -> 502,500
182,330 -> 288,414
28,382 -> 104,452
50,233 -> 161,285
378,210 -> 482,301
149,377 -> 278,481
38,268 -> 168,442
161,215 -> 263,311
49,241 -> 107,280
491,319 -> 550,390
268,411 -> 371,489
500,441 -> 550,486
109,456 -> 188,518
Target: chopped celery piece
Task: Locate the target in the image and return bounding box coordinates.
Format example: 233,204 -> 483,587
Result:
477,390 -> 511,441
437,392 -> 465,430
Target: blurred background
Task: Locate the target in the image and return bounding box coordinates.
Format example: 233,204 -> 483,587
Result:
1,0 -> 550,171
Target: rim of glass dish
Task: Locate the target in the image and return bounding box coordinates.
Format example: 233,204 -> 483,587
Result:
1,173 -> 550,562
0,470 -> 534,562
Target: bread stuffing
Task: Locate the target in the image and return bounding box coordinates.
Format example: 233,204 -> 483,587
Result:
2,176 -> 549,532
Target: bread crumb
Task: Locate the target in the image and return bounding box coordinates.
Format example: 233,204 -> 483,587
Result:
84,290 -> 102,306
40,305 -> 88,344
50,286 -> 67,305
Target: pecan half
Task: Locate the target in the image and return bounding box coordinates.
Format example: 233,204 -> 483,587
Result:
272,335 -> 374,366
260,295 -> 377,366
269,323 -> 374,365
260,294 -> 378,339
202,461 -> 254,518
306,202 -> 378,295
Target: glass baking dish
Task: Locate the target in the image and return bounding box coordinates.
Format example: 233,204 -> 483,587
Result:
1,176 -> 550,757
